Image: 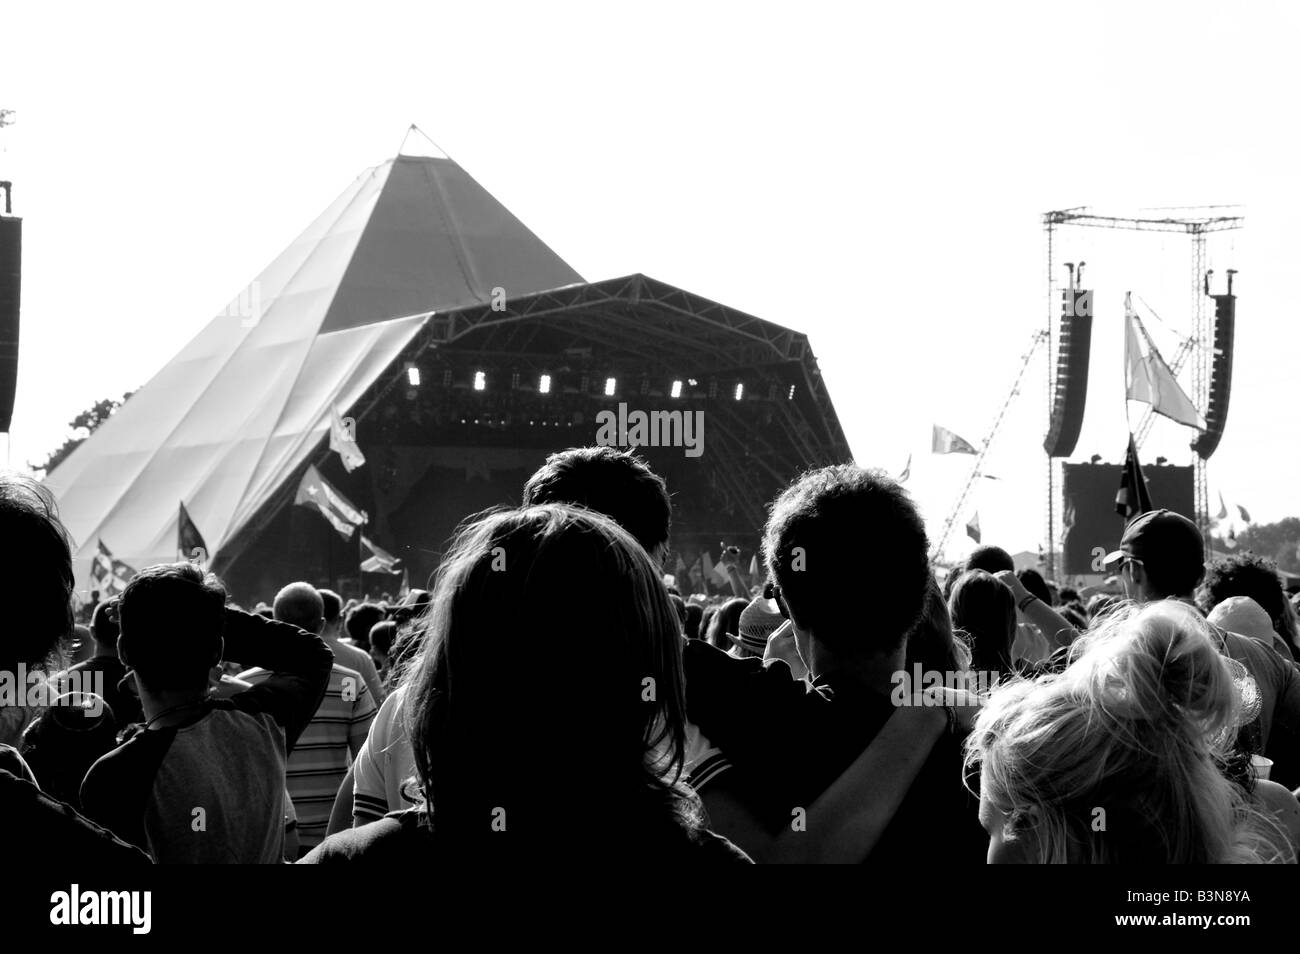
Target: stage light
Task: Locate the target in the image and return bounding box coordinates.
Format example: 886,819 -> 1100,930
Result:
708,380 -> 718,399
671,380 -> 683,398
539,374 -> 552,394
787,384 -> 796,400
442,369 -> 452,387
473,370 -> 486,391
734,382 -> 744,401
580,374 -> 589,392
604,377 -> 616,397
511,372 -> 520,390
688,378 -> 698,387
406,364 -> 421,387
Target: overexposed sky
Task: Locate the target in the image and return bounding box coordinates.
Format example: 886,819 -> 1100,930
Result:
2,0 -> 1297,561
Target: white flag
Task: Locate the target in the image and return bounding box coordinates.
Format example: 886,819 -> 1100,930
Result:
329,406 -> 366,473
1125,294 -> 1204,429
933,425 -> 978,455
360,535 -> 402,574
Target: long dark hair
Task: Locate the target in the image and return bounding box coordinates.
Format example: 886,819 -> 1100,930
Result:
949,569 -> 1016,677
404,504 -> 699,854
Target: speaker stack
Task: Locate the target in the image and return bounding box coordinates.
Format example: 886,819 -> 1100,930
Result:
0,181 -> 20,434
1043,263 -> 1093,457
1192,269 -> 1236,460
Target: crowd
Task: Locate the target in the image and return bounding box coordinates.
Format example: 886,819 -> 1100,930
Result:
3,444 -> 1300,864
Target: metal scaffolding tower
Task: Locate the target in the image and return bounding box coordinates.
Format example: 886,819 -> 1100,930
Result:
1041,207 -> 1243,560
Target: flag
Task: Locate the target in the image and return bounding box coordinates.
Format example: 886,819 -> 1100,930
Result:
1216,492 -> 1228,521
898,453 -> 912,482
748,553 -> 759,579
702,551 -> 728,587
90,539 -> 135,597
933,425 -> 978,455
360,535 -> 402,574
329,406 -> 366,473
295,464 -> 368,540
1237,504 -> 1252,524
710,554 -> 730,586
1115,433 -> 1154,520
1124,294 -> 1204,429
688,557 -> 703,590
965,513 -> 981,544
397,567 -> 410,599
178,501 -> 208,564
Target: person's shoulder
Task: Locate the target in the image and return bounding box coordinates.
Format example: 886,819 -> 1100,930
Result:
1219,627 -> 1290,675
332,639 -> 373,667
0,767 -> 152,863
0,743 -> 35,782
298,810 -> 424,863
370,682 -> 408,730
689,827 -> 754,864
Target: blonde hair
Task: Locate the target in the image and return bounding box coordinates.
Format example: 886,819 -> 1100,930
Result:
965,599 -> 1291,863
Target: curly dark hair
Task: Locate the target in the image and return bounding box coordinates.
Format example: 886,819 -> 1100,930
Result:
1199,553 -> 1292,643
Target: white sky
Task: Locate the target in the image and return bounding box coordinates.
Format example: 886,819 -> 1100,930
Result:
2,0 -> 1297,562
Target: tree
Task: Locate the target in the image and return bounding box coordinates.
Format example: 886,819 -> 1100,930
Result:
32,391 -> 136,476
1209,516 -> 1300,575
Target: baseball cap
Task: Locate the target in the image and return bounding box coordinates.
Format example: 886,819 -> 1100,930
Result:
1102,509 -> 1203,572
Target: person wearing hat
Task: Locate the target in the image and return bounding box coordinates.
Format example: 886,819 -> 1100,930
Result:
1101,509 -> 1211,605
727,596 -> 786,660
1103,509 -> 1300,787
1209,597 -> 1295,662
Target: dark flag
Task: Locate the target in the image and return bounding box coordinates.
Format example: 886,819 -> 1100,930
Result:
1115,434 -> 1153,520
178,501 -> 209,564
90,539 -> 136,596
295,464 -> 368,540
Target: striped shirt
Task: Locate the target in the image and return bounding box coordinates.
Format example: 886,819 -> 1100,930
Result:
240,663 -> 376,849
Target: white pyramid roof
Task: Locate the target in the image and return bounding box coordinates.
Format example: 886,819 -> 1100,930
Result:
46,153 -> 583,586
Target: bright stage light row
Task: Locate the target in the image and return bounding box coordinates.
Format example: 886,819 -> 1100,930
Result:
404,368 -> 797,401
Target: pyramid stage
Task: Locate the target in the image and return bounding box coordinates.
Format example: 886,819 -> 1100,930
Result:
46,146 -> 851,602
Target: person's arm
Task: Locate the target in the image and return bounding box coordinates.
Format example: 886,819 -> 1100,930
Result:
702,703 -> 956,863
994,571 -> 1080,651
328,764 -> 356,836
358,652 -> 385,707
347,679 -> 377,760
220,608 -> 333,752
761,620 -> 808,681
718,546 -> 749,599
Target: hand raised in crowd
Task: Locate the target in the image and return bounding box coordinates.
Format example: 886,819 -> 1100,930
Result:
763,619 -> 808,680
992,569 -> 1030,605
